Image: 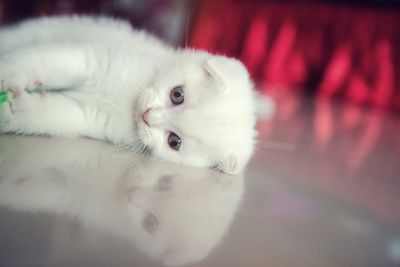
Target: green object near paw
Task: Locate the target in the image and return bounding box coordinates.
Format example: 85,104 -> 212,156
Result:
0,91 -> 8,104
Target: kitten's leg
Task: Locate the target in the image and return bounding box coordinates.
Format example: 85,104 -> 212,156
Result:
0,46 -> 94,137
0,88 -> 89,137
0,45 -> 91,92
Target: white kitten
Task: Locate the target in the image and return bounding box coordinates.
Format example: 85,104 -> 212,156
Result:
0,136 -> 244,266
0,16 -> 272,174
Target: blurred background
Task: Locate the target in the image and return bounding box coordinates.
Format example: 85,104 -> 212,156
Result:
0,0 -> 399,230
1,0 -> 400,111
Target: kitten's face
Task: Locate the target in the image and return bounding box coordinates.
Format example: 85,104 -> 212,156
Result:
136,52 -> 257,174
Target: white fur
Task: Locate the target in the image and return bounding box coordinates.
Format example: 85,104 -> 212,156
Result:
0,16 -> 271,174
0,135 -> 244,266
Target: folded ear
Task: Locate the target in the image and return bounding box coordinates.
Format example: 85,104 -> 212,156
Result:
219,154 -> 241,175
203,56 -> 247,86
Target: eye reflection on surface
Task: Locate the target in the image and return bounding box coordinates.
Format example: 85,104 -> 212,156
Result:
143,213 -> 159,234
157,175 -> 174,191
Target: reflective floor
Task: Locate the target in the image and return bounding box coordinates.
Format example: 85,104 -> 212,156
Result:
0,96 -> 399,267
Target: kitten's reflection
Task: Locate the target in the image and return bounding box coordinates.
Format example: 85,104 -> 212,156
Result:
0,135 -> 244,266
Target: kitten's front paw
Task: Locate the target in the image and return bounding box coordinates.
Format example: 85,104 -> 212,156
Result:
3,88 -> 36,111
0,83 -> 37,129
0,74 -> 43,94
1,74 -> 27,94
0,92 -> 12,126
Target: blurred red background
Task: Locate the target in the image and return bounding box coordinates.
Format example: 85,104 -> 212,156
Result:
189,0 -> 400,112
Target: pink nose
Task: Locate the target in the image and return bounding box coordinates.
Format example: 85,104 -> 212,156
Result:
142,108 -> 151,126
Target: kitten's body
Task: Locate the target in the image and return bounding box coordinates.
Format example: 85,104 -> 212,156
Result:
0,16 -> 266,173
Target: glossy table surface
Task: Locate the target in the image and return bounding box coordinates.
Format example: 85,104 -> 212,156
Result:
0,97 -> 399,267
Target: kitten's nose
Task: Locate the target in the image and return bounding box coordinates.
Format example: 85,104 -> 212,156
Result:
142,109 -> 151,126
142,108 -> 164,127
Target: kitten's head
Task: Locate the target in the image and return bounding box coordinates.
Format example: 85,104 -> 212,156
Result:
137,51 -> 257,174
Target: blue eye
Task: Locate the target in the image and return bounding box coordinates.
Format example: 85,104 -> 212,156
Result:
168,132 -> 181,151
170,85 -> 184,105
